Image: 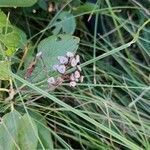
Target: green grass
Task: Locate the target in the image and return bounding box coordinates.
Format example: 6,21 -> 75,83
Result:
0,0 -> 150,149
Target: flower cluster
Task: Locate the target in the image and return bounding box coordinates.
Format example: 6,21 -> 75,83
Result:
47,52 -> 83,88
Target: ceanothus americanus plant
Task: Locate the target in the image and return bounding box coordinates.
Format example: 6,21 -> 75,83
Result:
47,52 -> 83,88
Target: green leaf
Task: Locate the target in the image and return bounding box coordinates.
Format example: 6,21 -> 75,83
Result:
73,2 -> 98,15
38,0 -> 47,11
0,0 -> 37,7
0,10 -> 27,56
52,11 -> 76,35
0,61 -> 11,80
30,34 -> 80,82
0,110 -> 38,150
15,27 -> 27,49
0,10 -> 10,26
0,110 -> 40,150
29,111 -> 53,149
38,34 -> 80,71
0,110 -> 22,150
19,114 -> 38,150
37,122 -> 53,149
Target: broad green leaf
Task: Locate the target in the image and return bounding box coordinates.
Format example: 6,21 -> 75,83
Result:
38,34 -> 79,71
29,111 -> 53,149
0,10 -> 27,56
0,110 -> 40,150
0,110 -> 22,150
15,27 -> 27,49
19,114 -> 38,150
0,0 -> 37,7
52,11 -> 76,35
37,122 -> 53,149
0,61 -> 11,80
29,34 -> 80,82
0,25 -> 20,56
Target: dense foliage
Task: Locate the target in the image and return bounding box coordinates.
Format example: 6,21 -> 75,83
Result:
0,0 -> 149,149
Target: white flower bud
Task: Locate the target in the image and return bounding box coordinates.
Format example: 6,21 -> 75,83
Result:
74,70 -> 80,79
69,81 -> 76,87
75,78 -> 79,82
66,52 -> 74,57
75,55 -> 80,63
71,58 -> 77,67
70,73 -> 75,81
57,65 -> 66,74
58,56 -> 68,64
32,9 -> 36,13
36,51 -> 42,58
80,76 -> 84,82
47,77 -> 55,84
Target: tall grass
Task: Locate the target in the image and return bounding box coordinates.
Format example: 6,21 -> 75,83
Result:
2,0 -> 150,149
